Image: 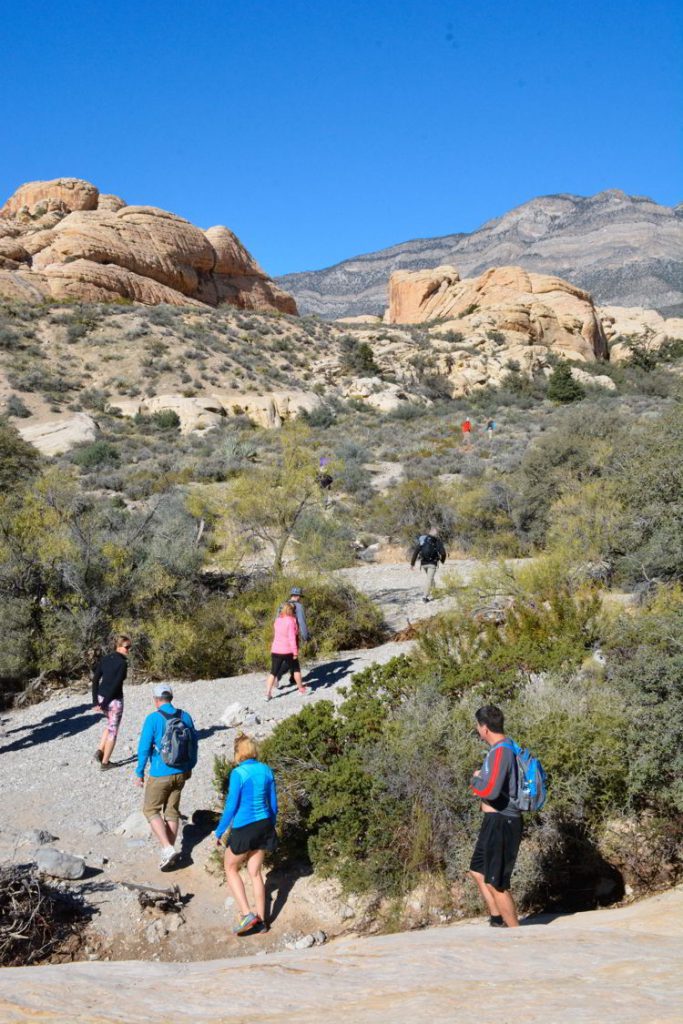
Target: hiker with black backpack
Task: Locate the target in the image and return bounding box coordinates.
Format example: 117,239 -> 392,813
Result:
468,704 -> 546,928
135,684 -> 198,871
410,527 -> 447,602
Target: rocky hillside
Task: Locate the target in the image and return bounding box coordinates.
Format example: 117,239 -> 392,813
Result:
276,190 -> 683,318
0,178 -> 297,314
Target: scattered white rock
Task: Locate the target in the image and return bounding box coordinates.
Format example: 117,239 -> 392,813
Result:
145,919 -> 168,942
115,811 -> 150,839
293,934 -> 316,950
83,820 -> 107,837
311,930 -> 327,945
224,896 -> 235,910
21,828 -> 56,847
220,702 -> 248,728
35,847 -> 86,880
166,913 -> 185,933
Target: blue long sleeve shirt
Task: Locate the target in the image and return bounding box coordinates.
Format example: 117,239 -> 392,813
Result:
136,703 -> 198,779
215,759 -> 278,839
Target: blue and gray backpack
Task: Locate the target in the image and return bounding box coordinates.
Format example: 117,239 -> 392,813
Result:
158,709 -> 196,769
502,739 -> 547,812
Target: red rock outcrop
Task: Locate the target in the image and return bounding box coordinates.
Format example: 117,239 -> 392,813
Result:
0,177 -> 297,314
387,264 -> 608,360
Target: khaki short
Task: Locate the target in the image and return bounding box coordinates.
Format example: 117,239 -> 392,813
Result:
143,772 -> 188,823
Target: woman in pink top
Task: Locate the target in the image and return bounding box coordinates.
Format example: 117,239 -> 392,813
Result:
266,603 -> 308,700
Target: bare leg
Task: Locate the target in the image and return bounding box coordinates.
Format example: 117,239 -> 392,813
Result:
166,819 -> 179,845
469,870 -> 500,917
225,849 -> 250,917
265,673 -> 278,699
246,850 -> 267,922
488,886 -> 519,928
148,815 -> 175,849
100,734 -> 117,765
292,670 -> 307,694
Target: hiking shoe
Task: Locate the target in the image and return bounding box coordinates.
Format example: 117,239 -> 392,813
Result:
93,750 -> 103,763
489,915 -> 507,928
422,596 -> 431,603
99,761 -> 114,772
159,848 -> 179,872
233,912 -> 261,935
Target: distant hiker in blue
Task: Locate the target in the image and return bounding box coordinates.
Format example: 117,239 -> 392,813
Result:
215,735 -> 278,935
135,684 -> 198,872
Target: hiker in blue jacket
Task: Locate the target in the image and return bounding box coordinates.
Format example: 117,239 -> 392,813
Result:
215,734 -> 278,935
135,684 -> 198,872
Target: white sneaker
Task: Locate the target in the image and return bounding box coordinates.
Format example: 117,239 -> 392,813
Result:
159,847 -> 179,871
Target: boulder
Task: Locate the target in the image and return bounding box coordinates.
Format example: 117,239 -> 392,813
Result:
220,702 -> 247,728
0,178 -> 298,315
17,413 -> 98,456
343,377 -> 426,412
115,811 -> 150,840
600,305 -> 683,362
35,847 -> 86,880
387,265 -> 609,362
570,367 -> 617,391
0,177 -> 99,218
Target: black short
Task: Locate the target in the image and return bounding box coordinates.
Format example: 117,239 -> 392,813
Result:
228,818 -> 278,855
270,654 -> 300,679
469,813 -> 523,891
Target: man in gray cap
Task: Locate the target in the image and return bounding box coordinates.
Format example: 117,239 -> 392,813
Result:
135,684 -> 198,871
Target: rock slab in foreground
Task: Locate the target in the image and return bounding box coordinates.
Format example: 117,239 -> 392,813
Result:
0,888 -> 680,1023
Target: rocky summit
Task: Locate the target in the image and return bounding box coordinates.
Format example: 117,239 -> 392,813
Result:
277,190 -> 683,318
0,178 -> 297,314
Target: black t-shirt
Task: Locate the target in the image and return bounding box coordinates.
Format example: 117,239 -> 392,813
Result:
92,651 -> 128,705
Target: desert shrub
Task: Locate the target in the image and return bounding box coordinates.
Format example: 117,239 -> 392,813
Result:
300,404 -> 336,429
418,582 -> 602,701
370,479 -> 456,544
604,588 -> 683,813
340,336 -> 380,376
151,409 -> 181,430
451,480 -> 523,556
4,394 -> 31,418
547,362 -> 585,403
0,418 -> 41,490
71,440 -> 120,469
293,511 -> 356,571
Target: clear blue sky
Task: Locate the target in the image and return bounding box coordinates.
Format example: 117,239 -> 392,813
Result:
1,1 -> 681,276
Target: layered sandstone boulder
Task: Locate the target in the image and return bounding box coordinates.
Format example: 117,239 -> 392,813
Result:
109,390 -> 321,432
387,265 -> 609,361
0,178 -> 297,314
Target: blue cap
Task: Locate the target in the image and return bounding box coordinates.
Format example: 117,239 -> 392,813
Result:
290,586 -> 303,596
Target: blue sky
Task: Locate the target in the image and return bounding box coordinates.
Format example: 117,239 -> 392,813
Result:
1,1 -> 681,275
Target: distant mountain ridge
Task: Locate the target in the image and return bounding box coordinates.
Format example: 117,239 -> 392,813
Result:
276,190 -> 683,318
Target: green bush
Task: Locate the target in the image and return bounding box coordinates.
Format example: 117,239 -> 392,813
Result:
151,409 -> 181,430
71,441 -> 120,469
0,419 -> 41,490
547,362 -> 585,403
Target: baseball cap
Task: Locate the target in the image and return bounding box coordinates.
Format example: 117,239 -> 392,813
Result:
153,684 -> 173,699
290,586 -> 303,596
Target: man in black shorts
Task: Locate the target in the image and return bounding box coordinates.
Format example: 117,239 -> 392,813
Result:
468,705 -> 522,928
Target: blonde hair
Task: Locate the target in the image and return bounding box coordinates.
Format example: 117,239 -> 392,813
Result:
234,734 -> 258,763
281,602 -> 296,617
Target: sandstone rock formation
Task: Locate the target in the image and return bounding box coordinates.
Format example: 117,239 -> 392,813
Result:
600,305 -> 683,362
109,389 -> 321,433
17,413 -> 98,456
278,190 -> 683,318
0,178 -> 297,314
343,377 -> 429,412
0,888 -> 680,1023
387,265 -> 609,362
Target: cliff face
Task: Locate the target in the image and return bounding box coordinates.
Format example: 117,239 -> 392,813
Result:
276,190 -> 683,318
0,178 -> 297,314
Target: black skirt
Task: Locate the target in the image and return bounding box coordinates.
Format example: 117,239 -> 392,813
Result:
228,817 -> 278,855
